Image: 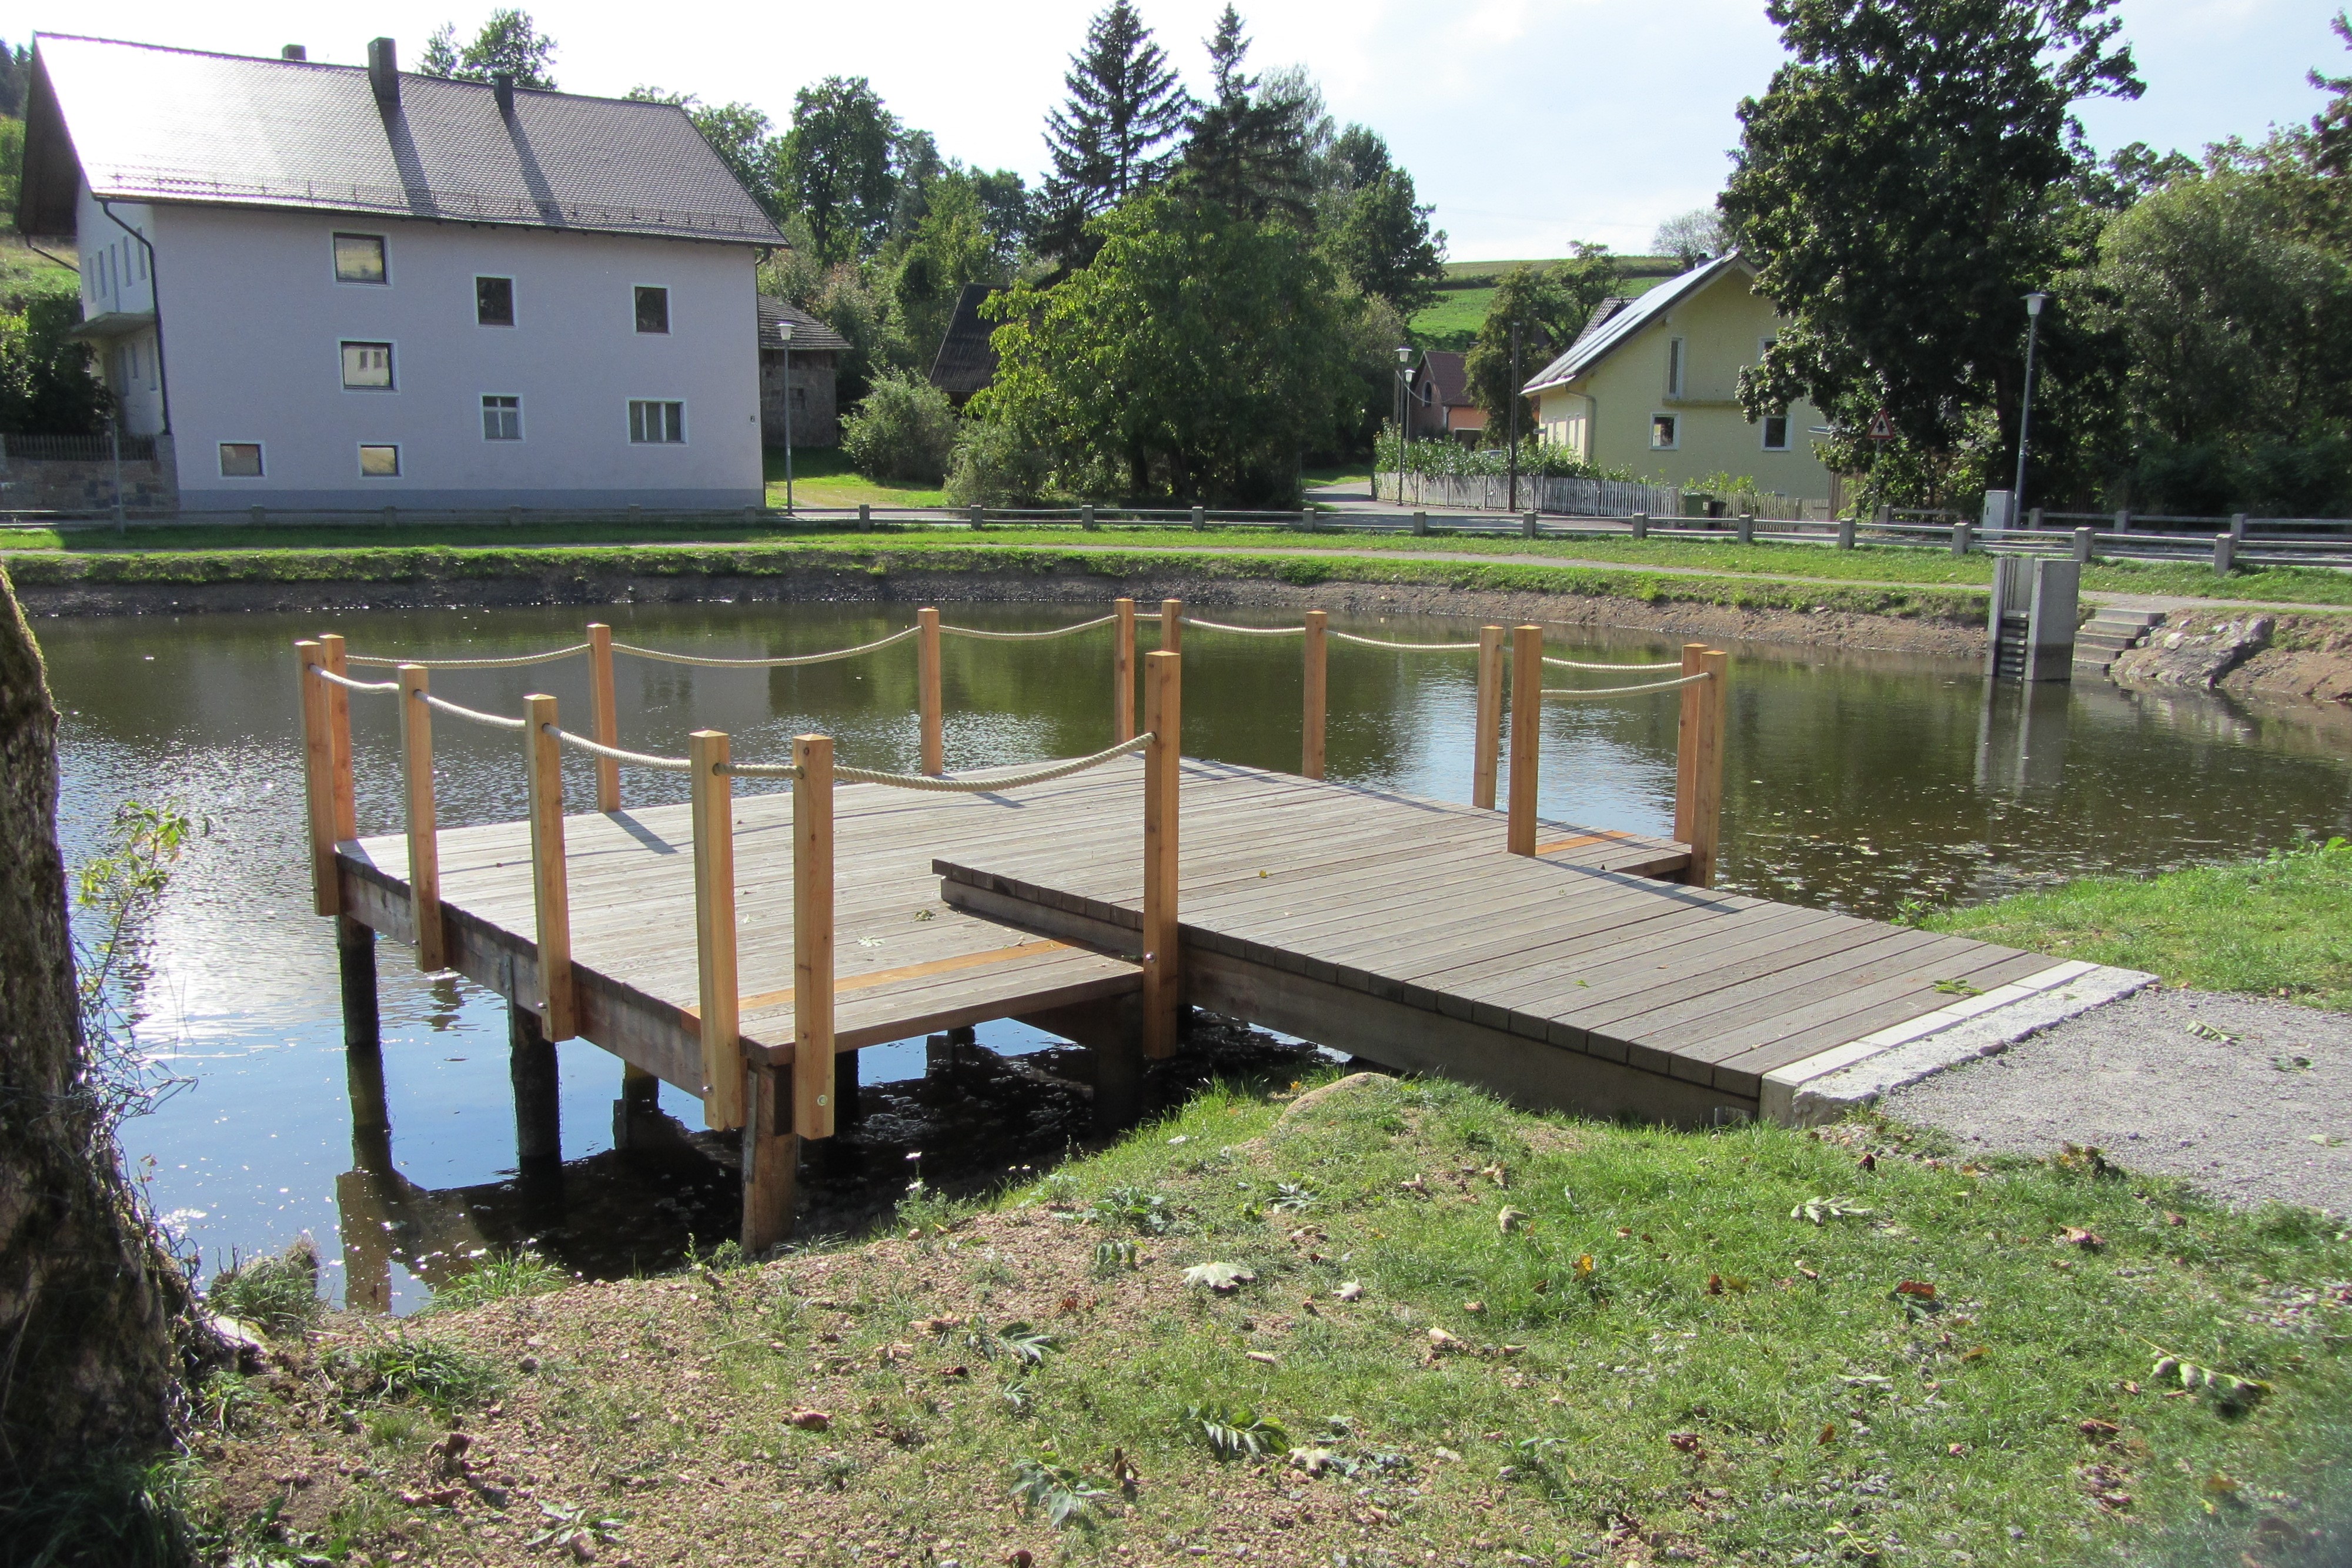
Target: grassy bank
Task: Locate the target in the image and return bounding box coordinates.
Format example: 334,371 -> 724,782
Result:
1922,839 -> 2352,1011
6,522 -> 2350,608
172,1072 -> 2352,1568
0,537 -> 1989,622
766,448 -> 950,510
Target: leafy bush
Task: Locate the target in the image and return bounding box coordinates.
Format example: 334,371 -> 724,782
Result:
0,293 -> 113,434
842,370 -> 958,486
944,417 -> 1053,507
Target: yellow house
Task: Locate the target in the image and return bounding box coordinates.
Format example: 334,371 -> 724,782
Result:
1521,253 -> 1836,504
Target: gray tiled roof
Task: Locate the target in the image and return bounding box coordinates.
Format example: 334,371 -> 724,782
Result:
25,34 -> 783,244
759,295 -> 852,353
1522,253 -> 1746,395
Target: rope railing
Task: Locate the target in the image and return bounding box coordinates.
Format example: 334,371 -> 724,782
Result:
348,644 -> 590,670
939,613 -> 1119,641
546,725 -> 696,773
311,666 -> 400,694
610,627 -> 921,668
831,734 -> 1153,793
1331,631 -> 1483,652
1541,671 -> 1714,699
1181,617 -> 1307,637
417,690 -> 528,731
1542,655 -> 1686,673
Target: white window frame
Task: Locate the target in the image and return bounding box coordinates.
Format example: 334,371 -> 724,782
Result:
476,275 -> 517,328
1649,413 -> 1679,452
357,443 -> 403,479
482,393 -> 524,442
1666,336 -> 1685,400
217,441 -> 266,479
1760,412 -> 1791,452
340,340 -> 397,392
332,231 -> 390,286
632,284 -> 671,335
628,398 -> 687,444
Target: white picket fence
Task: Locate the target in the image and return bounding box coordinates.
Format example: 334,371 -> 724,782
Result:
1396,472 -> 1684,517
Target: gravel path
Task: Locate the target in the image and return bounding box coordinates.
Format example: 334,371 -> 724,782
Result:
1884,987 -> 2352,1215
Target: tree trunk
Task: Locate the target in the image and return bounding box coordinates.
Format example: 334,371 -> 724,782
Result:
0,563 -> 185,1480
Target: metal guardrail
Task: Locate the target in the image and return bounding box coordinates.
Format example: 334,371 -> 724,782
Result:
4,500 -> 2348,573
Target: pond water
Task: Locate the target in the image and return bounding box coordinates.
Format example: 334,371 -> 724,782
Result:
38,600 -> 2352,1310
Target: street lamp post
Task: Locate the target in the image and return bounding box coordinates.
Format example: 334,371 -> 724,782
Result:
2012,292 -> 2047,517
1394,345 -> 1413,506
778,318 -> 796,515
1506,320 -> 1522,514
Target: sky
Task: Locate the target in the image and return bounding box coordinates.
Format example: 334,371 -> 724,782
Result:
16,0 -> 2342,259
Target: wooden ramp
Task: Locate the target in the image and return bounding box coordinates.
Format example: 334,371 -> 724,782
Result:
931,758 -> 2066,1126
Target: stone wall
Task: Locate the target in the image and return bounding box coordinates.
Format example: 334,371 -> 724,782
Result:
0,437 -> 179,514
760,348 -> 840,448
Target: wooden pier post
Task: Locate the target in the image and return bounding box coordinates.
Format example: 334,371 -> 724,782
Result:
396,664 -> 443,972
1143,650 -> 1182,1057
510,1001 -> 562,1168
320,633 -> 358,864
1112,597 -> 1136,743
1302,610 -> 1328,780
689,730 -> 743,1131
793,734 -> 837,1138
1161,599 -> 1183,656
336,912 -> 381,1058
917,607 -> 944,777
1675,648 -> 1729,888
343,995 -> 393,1175
522,693 -> 576,1040
1506,625 -> 1542,855
741,1062 -> 798,1254
587,622 -> 621,812
1473,625 -> 1504,810
1673,643 -> 1707,849
296,639 -> 340,915
614,1063 -> 661,1151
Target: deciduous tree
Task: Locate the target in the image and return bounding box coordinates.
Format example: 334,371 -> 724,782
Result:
783,76 -> 904,263
419,8 -> 557,88
976,190 -> 1363,504
1720,0 -> 2140,500
1464,250 -> 1622,437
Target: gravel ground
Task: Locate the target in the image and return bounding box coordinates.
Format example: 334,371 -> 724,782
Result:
1885,987 -> 2352,1216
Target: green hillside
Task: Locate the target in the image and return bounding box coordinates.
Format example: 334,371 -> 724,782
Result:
1411,254 -> 1686,350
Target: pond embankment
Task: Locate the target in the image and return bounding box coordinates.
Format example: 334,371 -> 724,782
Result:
1,541 -> 1992,656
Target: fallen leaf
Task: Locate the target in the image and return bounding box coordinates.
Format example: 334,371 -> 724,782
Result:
1496,1206 -> 1531,1233
1110,1449 -> 1140,1488
1482,1164 -> 1509,1188
1334,1281 -> 1364,1302
1705,1273 -> 1724,1296
1818,1423 -> 1837,1445
2188,1019 -> 2238,1044
1432,1446 -> 1464,1464
2079,1418 -> 2121,1442
1960,1346 -> 1989,1363
2062,1227 -> 2106,1251
1947,1443 -> 1969,1456
1005,1551 -> 1034,1568
1246,1351 -> 1278,1366
1183,1262 -> 1255,1292
1895,1281 -> 1937,1299
1426,1326 -> 1468,1356
1669,1432 -> 1703,1454
2164,1212 -> 2188,1227
1462,1300 -> 1486,1315
1575,1253 -> 1596,1275
1858,1152 -> 1877,1171
787,1409 -> 831,1431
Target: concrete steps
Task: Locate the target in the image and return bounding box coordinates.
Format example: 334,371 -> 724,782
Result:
2074,608 -> 2166,674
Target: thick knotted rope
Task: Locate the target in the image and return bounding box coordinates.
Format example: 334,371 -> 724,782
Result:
347,644 -> 589,669
830,734 -> 1154,793
610,627 -> 920,668
309,666 -> 399,694
1541,671 -> 1713,698
416,691 -> 527,731
546,726 -> 693,772
939,614 -> 1119,641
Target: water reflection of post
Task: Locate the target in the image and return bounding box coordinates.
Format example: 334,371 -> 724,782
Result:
1973,682 -> 2073,795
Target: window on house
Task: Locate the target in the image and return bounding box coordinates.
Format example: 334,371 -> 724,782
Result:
1666,337 -> 1685,399
477,276 -> 515,326
359,444 -> 402,477
219,443 -> 264,477
629,399 -> 686,443
483,395 -> 522,440
334,233 -> 388,284
1651,414 -> 1679,450
633,286 -> 670,334
341,342 -> 395,390
1762,413 -> 1790,452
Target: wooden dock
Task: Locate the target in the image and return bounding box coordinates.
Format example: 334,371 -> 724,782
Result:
299,603 -> 2120,1251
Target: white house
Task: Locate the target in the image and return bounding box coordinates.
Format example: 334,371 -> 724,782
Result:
17,34 -> 783,511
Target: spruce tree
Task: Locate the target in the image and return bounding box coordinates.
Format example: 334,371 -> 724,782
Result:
1181,6 -> 1313,223
1036,1 -> 1191,265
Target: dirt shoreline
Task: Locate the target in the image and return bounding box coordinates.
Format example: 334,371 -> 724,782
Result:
9,557 -> 1993,657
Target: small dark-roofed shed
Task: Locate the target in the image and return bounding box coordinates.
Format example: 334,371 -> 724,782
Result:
759,295 -> 848,449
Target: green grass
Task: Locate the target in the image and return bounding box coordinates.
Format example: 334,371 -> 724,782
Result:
766,445 -> 948,509
9,523 -> 2350,610
0,536 -> 1992,623
205,1236 -> 324,1336
417,1248 -> 572,1313
327,1331 -> 505,1416
1922,838 -> 2352,1009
